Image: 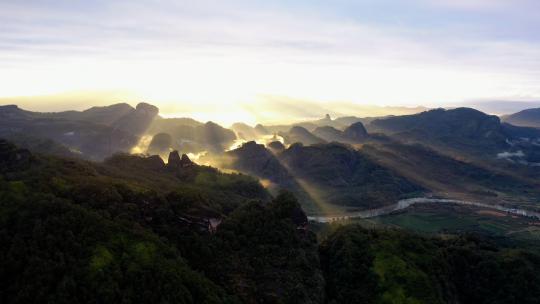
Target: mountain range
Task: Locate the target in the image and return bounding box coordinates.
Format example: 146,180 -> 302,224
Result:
2,137 -> 540,303
3,101 -> 540,303
502,108 -> 540,128
2,102 -> 540,213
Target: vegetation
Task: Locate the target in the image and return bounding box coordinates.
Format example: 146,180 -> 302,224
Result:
279,143 -> 424,210
361,141 -> 540,204
208,191 -> 325,302
3,139 -> 540,303
0,140 -> 321,303
226,141 -> 423,213
321,225 -> 540,304
0,198 -> 233,304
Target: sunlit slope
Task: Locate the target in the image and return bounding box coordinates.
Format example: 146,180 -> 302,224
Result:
224,141 -> 423,214
360,139 -> 540,208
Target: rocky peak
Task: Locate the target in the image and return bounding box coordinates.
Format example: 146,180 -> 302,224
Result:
267,141 -> 285,153
180,154 -> 195,167
254,124 -> 269,135
229,141 -> 273,161
112,102 -> 159,136
241,140 -> 264,151
167,151 -> 181,168
167,151 -> 195,169
135,103 -> 159,116
313,126 -> 343,142
343,122 -> 368,141
290,126 -> 310,135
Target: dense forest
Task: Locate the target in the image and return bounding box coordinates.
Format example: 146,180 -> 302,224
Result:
1,139 -> 540,303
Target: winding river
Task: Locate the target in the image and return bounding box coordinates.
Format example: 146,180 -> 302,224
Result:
307,197 -> 540,223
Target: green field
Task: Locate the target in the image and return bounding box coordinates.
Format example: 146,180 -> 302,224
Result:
314,203 -> 540,250
377,204 -> 540,248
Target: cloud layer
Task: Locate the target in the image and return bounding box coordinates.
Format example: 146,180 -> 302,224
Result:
0,0 -> 539,113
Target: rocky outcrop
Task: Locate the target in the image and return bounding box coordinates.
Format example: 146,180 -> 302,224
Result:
113,102 -> 159,136
180,154 -> 195,167
167,151 -> 181,168
267,141 -> 285,153
343,122 -> 368,142
167,151 -> 195,170
135,102 -> 159,116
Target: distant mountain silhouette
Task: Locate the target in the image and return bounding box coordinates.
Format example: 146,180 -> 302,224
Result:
51,103 -> 135,125
148,121 -> 237,155
503,108 -> 540,128
369,108 -> 540,159
370,108 -> 503,139
230,122 -> 259,140
112,102 -> 159,136
279,126 -> 326,145
226,141 -> 423,212
254,123 -> 270,135
313,126 -> 344,142
343,122 -> 368,141
226,141 -> 295,187
0,103 -> 159,159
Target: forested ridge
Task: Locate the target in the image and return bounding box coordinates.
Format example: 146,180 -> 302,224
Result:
1,139 -> 540,304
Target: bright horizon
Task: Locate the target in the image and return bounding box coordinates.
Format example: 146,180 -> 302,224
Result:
1,0 -> 540,124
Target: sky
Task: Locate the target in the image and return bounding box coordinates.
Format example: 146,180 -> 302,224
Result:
1,0 -> 540,123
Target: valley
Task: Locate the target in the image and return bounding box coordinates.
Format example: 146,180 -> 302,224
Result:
308,197 -> 540,223
4,1 -> 540,302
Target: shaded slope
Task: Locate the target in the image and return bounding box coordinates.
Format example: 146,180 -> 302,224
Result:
503,108 -> 540,128
279,126 -> 326,145
278,143 -> 423,210
226,142 -> 423,213
0,103 -> 159,160
360,140 -> 540,205
369,108 -> 540,165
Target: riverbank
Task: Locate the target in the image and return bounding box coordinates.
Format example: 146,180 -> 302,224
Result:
308,197 -> 540,223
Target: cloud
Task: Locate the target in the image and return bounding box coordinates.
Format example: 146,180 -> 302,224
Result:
419,0 -> 536,10
0,0 -> 539,108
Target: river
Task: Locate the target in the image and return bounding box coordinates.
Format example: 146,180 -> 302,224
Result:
307,197 -> 540,223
